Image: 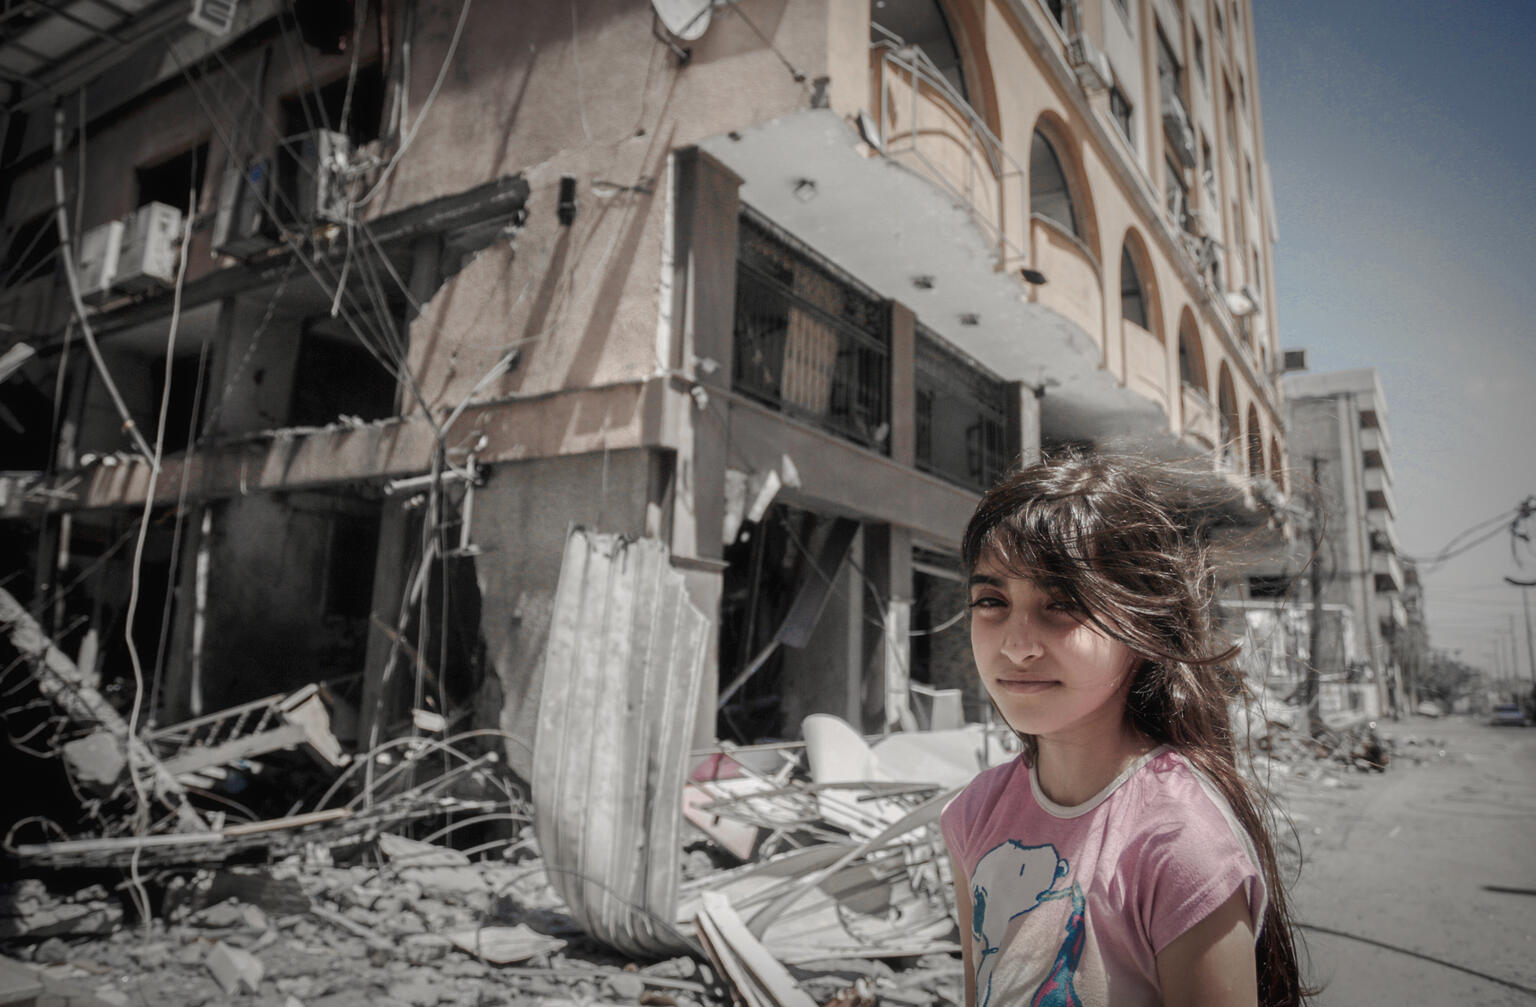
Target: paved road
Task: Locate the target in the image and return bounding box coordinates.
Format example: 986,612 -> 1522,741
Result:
1275,714 -> 1536,1005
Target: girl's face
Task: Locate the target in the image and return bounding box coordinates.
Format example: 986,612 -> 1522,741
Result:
968,552 -> 1140,746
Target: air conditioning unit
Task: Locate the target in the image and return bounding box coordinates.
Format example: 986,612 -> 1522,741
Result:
1066,35 -> 1111,92
77,220 -> 124,305
213,158 -> 280,258
279,129 -> 351,227
188,0 -> 239,36
115,202 -> 183,294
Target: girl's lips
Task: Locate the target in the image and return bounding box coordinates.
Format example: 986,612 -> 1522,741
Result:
995,678 -> 1057,694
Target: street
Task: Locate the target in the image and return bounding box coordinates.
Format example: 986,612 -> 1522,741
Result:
1278,714 -> 1536,1005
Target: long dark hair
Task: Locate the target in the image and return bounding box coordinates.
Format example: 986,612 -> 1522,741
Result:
961,451 -> 1312,1007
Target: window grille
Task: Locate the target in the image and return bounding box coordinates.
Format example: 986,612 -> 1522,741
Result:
914,325 -> 1009,492
732,211 -> 891,451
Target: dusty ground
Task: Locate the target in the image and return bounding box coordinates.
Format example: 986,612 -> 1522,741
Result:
1277,713 -> 1536,1005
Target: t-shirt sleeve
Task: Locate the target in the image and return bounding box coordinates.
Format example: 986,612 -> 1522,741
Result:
940,779 -> 978,869
1133,793 -> 1267,955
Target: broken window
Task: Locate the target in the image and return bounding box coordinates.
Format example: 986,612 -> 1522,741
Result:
1157,25 -> 1183,105
1165,154 -> 1190,231
1029,130 -> 1080,238
914,326 -> 1008,493
732,211 -> 891,451
870,0 -> 969,101
717,504 -> 861,743
279,61 -> 385,148
135,142 -> 210,214
287,314 -> 400,426
1120,245 -> 1149,328
1178,322 -> 1204,389
1245,404 -> 1264,476
1248,575 -> 1292,599
1109,82 -> 1134,146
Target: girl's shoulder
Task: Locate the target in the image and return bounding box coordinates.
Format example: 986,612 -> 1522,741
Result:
940,755 -> 1029,844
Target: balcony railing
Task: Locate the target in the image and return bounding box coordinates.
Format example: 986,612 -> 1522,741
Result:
732,213 -> 891,452
869,33 -> 1028,271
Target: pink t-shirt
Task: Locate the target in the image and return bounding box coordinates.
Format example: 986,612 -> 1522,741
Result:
941,747 -> 1266,1007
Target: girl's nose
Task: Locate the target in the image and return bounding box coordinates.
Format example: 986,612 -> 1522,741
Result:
999,613 -> 1043,664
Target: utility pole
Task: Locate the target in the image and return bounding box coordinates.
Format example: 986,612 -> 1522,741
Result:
1306,456 -> 1325,737
1523,587 -> 1535,683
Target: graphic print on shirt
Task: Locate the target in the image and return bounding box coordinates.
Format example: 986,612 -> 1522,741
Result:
970,840 -> 1089,1007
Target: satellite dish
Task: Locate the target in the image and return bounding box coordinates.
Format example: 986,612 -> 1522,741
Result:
652,0 -> 713,41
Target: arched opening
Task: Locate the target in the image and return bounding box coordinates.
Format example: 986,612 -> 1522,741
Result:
1030,129 -> 1080,239
1177,310 -> 1206,392
1120,244 -> 1147,329
871,0 -> 968,100
1269,435 -> 1285,491
1246,404 -> 1265,476
1216,364 -> 1239,469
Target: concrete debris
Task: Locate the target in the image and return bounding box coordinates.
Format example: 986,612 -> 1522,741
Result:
206,940 -> 265,994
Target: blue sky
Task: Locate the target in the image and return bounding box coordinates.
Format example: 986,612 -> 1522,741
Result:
1253,0 -> 1536,677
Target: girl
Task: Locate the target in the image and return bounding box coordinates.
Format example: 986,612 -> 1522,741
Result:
941,453 -> 1309,1007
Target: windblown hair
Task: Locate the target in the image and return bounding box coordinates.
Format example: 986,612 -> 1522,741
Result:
961,451 -> 1311,1007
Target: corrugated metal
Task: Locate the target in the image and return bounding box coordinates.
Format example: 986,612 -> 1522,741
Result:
531,529 -> 710,958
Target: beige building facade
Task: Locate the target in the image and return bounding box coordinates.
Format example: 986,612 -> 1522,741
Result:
0,0 -> 1291,775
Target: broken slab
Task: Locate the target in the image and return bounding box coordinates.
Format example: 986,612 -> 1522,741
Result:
441,924 -> 567,964
205,940 -> 264,995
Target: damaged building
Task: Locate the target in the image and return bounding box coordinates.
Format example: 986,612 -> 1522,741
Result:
0,0 -> 1292,819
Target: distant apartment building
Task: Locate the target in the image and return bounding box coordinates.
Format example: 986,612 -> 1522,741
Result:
0,0 -> 1290,775
1282,368 -> 1405,716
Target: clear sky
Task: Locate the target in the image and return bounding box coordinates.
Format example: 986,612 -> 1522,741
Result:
1253,0 -> 1536,679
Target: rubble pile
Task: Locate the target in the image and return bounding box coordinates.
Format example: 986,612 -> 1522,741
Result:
0,750 -> 969,1007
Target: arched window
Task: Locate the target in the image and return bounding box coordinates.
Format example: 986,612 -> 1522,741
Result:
1269,436 -> 1284,491
1217,364 -> 1239,468
871,0 -> 968,100
1120,245 -> 1148,328
1177,312 -> 1205,391
1030,130 -> 1079,238
1246,404 -> 1265,476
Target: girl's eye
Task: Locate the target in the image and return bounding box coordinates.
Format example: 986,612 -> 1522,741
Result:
1046,600 -> 1083,615
968,596 -> 1003,610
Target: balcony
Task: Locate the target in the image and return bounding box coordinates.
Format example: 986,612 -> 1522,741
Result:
868,39 -> 1026,272
1374,593 -> 1407,634
1124,321 -> 1170,415
1364,468 -> 1396,519
1358,406 -> 1391,453
1360,427 -> 1396,485
1180,383 -> 1219,451
1030,215 -> 1104,351
1371,549 -> 1404,595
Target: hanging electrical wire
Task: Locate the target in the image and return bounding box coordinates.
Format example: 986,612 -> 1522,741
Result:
48,104 -> 152,459
354,0 -> 474,207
